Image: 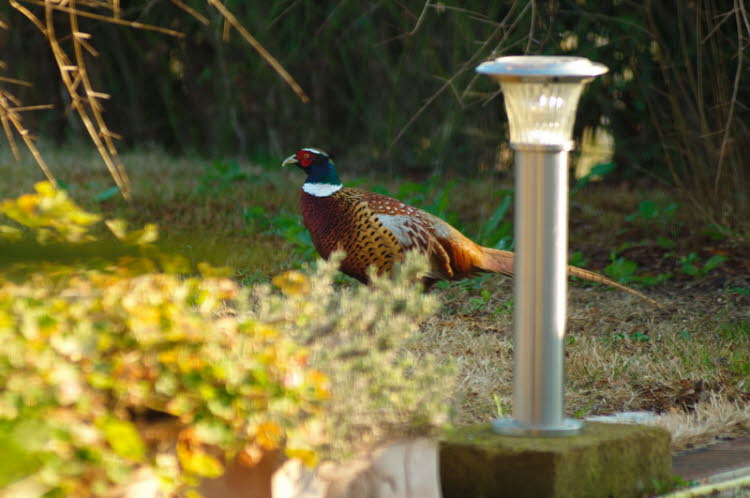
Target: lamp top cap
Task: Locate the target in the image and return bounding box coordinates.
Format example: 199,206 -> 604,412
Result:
476,55 -> 608,81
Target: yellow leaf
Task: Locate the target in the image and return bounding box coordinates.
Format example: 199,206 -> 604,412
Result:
34,181 -> 57,197
137,223 -> 159,244
0,225 -> 22,240
254,421 -> 283,450
177,439 -> 224,478
106,219 -> 159,245
16,194 -> 39,214
105,219 -> 128,239
158,350 -> 179,364
285,447 -> 318,468
306,370 -> 331,400
96,417 -> 146,462
272,271 -> 310,296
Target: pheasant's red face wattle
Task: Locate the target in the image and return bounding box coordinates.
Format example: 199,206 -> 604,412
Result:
297,150 -> 314,168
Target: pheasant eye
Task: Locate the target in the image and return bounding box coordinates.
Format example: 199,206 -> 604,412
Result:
298,151 -> 314,167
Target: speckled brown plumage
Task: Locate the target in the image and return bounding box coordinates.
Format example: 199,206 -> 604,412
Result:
300,187 -> 513,286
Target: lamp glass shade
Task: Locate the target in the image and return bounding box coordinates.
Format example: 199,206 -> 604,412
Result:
476,56 -> 609,146
501,80 -> 585,146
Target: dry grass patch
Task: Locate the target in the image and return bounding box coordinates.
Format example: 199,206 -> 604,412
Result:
417,277 -> 750,450
658,394 -> 750,451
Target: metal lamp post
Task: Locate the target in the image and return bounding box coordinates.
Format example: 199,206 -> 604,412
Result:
476,56 -> 608,436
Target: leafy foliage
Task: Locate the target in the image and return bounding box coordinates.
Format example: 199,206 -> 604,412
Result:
0,183 -> 454,495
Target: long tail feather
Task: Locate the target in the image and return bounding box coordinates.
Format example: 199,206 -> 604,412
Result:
478,247 -> 662,308
566,265 -> 663,308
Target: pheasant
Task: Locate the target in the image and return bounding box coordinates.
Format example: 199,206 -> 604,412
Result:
282,147 -> 658,305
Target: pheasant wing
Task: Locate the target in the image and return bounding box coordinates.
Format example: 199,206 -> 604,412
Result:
362,191 -> 476,281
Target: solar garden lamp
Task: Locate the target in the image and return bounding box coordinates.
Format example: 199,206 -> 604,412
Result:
476,56 -> 608,436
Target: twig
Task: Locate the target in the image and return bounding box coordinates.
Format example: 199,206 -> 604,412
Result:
37,0 -> 131,198
206,0 -> 310,103
18,0 -> 186,38
9,1 -> 47,34
67,0 -> 131,198
269,0 -> 303,27
378,0 -> 431,45
0,76 -> 33,86
459,0 -> 531,101
12,104 -> 55,112
524,0 -> 535,53
170,0 -> 209,25
0,92 -> 57,183
0,106 -> 20,160
390,0 -> 530,148
714,0 -> 744,193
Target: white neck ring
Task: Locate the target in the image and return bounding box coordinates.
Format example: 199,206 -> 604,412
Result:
302,183 -> 342,197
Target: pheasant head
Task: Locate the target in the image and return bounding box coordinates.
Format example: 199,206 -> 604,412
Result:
282,148 -> 342,197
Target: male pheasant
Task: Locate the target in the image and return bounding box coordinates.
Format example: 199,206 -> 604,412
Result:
282,147 -> 657,305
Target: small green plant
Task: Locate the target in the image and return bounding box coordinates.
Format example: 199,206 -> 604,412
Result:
242,205 -> 271,231
604,255 -> 639,283
466,288 -> 492,313
94,185 -> 120,203
602,331 -> 652,345
631,331 -> 651,342
492,393 -> 505,418
727,286 -> 750,296
679,252 -> 728,277
568,251 -> 588,271
242,206 -> 316,262
476,191 -> 513,250
267,211 -> 315,260
655,236 -> 676,249
573,405 -> 591,418
197,159 -> 249,194
613,331 -> 650,343
604,250 -> 672,286
625,199 -> 680,223
571,161 -> 615,193
493,300 -> 513,316
651,474 -> 699,495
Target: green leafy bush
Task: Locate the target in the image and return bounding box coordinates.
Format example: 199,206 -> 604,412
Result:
0,183 -> 454,496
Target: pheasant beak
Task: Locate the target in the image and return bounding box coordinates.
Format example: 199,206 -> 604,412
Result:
281,154 -> 298,167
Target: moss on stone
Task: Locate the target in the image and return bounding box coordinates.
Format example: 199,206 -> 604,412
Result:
440,422 -> 671,498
